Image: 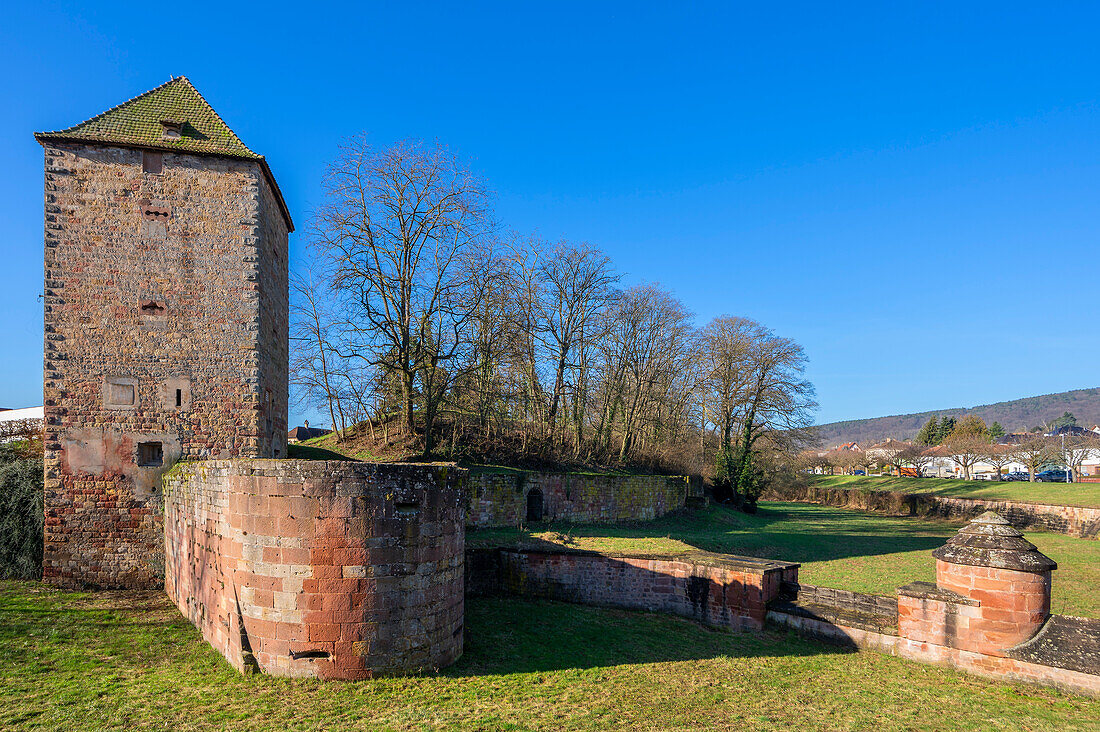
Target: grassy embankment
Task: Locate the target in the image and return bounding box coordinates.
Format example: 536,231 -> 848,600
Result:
472,502 -> 1100,618
288,436 -> 646,477
806,474 -> 1100,508
2,580 -> 1098,731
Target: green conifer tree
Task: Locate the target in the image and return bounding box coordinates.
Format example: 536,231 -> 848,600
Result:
915,416 -> 939,445
989,421 -> 1005,440
936,416 -> 957,443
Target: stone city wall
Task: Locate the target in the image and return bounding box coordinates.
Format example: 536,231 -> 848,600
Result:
468,546 -> 798,631
762,482 -> 1100,538
767,513 -> 1100,697
163,459 -> 466,680
467,471 -> 688,528
42,142 -> 289,589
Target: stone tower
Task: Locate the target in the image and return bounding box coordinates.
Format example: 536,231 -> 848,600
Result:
36,77 -> 293,589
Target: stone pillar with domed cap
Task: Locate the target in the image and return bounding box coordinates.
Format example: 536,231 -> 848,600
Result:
898,511 -> 1057,656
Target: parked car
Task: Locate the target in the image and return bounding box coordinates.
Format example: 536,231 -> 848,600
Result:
1035,469 -> 1072,482
1004,471 -> 1031,482
852,470 -> 866,476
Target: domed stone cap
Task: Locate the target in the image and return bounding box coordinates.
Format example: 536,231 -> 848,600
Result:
932,512 -> 1057,572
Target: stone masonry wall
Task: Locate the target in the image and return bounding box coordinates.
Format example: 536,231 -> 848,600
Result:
767,608 -> 1100,697
762,482 -> 1100,538
163,459 -> 465,680
467,471 -> 688,528
491,548 -> 798,631
42,142 -> 286,588
256,175 -> 289,459
767,514 -> 1099,697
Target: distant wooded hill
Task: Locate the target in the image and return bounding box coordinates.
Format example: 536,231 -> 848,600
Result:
814,387 -> 1100,447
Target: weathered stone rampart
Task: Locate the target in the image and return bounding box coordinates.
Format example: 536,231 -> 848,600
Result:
767,512 -> 1100,697
467,545 -> 798,631
163,459 -> 465,680
762,482 -> 1100,538
467,471 -> 688,528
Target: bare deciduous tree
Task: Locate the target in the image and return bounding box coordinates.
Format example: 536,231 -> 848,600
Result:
1059,433 -> 1100,481
312,136 -> 494,454
1011,437 -> 1055,482
982,443 -> 1016,481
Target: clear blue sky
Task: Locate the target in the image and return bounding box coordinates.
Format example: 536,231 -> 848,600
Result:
3,2 -> 1098,427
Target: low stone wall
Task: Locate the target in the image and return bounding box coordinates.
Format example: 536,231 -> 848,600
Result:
762,482 -> 1100,538
469,546 -> 798,631
467,471 -> 688,528
766,512 -> 1100,698
771,581 -> 898,634
163,459 -> 466,680
767,610 -> 1100,697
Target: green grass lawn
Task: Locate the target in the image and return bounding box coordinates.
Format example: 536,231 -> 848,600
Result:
2,582 -> 1097,731
470,502 -> 1100,618
807,474 -> 1100,508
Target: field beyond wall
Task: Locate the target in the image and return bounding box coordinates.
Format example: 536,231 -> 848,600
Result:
806,474 -> 1100,508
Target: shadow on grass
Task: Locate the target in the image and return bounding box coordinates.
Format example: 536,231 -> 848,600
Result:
447,595 -> 840,676
1,581 -> 838,680
469,502 -> 952,567
287,443 -> 357,461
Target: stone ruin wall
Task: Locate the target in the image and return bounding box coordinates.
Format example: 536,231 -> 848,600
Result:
163,459 -> 465,680
469,547 -> 798,631
766,514 -> 1100,697
42,142 -> 288,589
762,482 -> 1100,538
467,471 -> 688,528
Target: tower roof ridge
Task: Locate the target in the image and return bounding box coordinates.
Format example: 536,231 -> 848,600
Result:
35,76 -> 293,231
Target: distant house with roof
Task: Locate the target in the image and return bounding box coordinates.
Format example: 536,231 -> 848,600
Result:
287,423 -> 331,443
0,406 -> 44,442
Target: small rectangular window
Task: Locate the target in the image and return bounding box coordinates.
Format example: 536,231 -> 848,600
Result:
175,389 -> 182,407
142,151 -> 163,174
137,442 -> 163,467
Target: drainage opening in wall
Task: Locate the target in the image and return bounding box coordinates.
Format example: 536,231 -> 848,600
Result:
290,649 -> 331,661
395,501 -> 420,517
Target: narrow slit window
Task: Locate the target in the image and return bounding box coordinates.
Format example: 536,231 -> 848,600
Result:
175,389 -> 182,407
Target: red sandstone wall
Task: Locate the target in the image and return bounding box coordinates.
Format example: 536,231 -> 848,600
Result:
768,610 -> 1100,697
255,174 -> 289,459
925,559 -> 1051,654
498,549 -> 798,631
42,142 -> 287,589
164,460 -> 466,680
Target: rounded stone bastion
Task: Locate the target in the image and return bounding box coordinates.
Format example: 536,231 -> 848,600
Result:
931,511 -> 1056,655
163,459 -> 467,680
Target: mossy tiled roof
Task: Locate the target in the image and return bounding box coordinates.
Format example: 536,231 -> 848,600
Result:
35,76 -> 293,230
36,76 -> 260,159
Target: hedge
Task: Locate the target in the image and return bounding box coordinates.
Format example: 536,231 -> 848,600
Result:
0,445 -> 43,579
